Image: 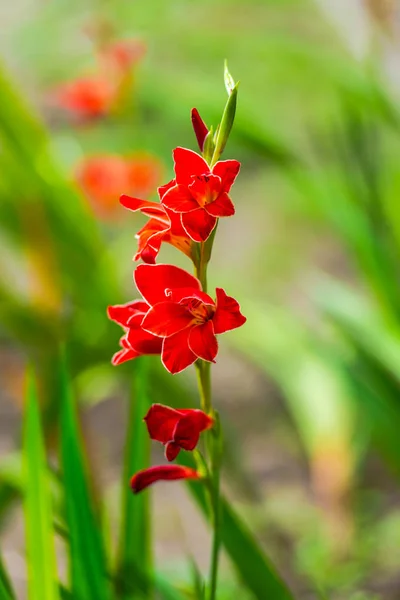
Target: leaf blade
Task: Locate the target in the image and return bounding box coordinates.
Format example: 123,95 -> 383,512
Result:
58,355 -> 111,600
23,370 -> 59,600
116,358 -> 152,599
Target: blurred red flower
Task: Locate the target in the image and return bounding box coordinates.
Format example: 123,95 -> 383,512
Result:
120,180 -> 194,263
100,39 -> 146,75
107,300 -> 162,365
52,76 -> 116,119
77,155 -> 162,218
161,147 -> 240,242
50,38 -> 145,120
131,464 -> 200,494
144,403 -> 213,461
134,263 -> 246,373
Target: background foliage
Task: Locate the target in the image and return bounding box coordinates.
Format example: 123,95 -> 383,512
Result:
1,0 -> 400,598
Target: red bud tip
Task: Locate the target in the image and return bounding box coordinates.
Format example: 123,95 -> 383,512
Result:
191,108 -> 209,152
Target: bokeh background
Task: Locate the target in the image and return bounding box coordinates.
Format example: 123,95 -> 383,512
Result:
2,0 -> 400,598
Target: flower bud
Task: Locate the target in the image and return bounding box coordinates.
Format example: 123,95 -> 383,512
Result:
211,71 -> 239,165
191,108 -> 209,152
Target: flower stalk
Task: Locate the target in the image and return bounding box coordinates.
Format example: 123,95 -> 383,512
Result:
108,63 -> 243,599
195,68 -> 239,594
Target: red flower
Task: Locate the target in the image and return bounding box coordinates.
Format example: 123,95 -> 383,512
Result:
120,183 -> 194,263
131,464 -> 200,494
108,300 -> 162,365
100,39 -> 146,74
161,147 -> 240,242
134,263 -> 246,374
144,403 -> 213,461
51,76 -> 117,119
77,154 -> 162,218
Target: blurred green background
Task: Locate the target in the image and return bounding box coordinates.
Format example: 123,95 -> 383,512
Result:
2,0 -> 400,598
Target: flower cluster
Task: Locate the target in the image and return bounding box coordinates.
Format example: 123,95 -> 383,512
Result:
109,101 -> 245,492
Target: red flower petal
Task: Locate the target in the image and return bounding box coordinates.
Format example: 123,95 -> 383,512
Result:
162,184 -> 199,213
141,301 -> 193,337
158,179 -> 176,200
108,300 -> 149,327
120,195 -> 168,221
144,404 -> 182,443
112,337 -> 141,365
161,328 -> 197,374
126,327 -> 162,355
212,288 -> 246,334
212,160 -> 241,193
165,441 -> 181,461
131,464 -> 200,493
173,147 -> 209,185
173,409 -> 213,451
165,206 -> 185,234
204,192 -> 235,218
168,288 -> 214,305
188,321 -> 218,362
180,208 -> 217,242
134,264 -> 201,306
134,220 -> 166,263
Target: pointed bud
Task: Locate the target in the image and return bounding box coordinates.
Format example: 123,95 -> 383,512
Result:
211,81 -> 238,165
191,108 -> 209,152
224,60 -> 235,95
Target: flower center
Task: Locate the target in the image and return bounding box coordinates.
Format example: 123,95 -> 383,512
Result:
183,298 -> 215,324
189,174 -> 220,208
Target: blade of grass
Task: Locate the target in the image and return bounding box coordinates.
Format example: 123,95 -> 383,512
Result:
319,282 -> 400,473
115,358 -> 152,600
23,369 -> 59,600
59,354 -> 111,600
0,552 -> 15,600
190,558 -> 206,600
153,573 -> 188,600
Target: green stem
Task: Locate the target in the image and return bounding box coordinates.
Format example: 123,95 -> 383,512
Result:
196,363 -> 222,600
193,239 -> 222,600
208,467 -> 221,600
195,242 -> 208,293
195,360 -> 211,414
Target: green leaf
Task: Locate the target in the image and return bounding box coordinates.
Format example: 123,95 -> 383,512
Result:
23,370 -> 59,600
115,358 -> 152,599
153,573 -> 187,600
180,456 -> 293,600
189,558 -> 206,600
58,355 -> 111,600
0,552 -> 15,600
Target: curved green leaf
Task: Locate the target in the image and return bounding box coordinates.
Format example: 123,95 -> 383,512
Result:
58,356 -> 111,600
115,358 -> 152,599
23,370 -> 59,600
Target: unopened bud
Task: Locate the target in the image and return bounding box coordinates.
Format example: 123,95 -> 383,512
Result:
191,107 -> 209,152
